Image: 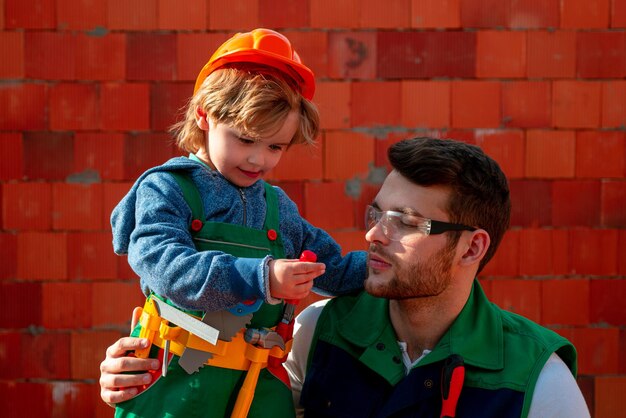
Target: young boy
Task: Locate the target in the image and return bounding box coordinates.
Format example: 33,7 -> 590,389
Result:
111,29 -> 366,418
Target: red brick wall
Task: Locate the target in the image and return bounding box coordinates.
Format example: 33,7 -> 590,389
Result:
1,0 -> 625,416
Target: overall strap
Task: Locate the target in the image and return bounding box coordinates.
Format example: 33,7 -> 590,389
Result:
262,182 -> 280,232
169,171 -> 205,226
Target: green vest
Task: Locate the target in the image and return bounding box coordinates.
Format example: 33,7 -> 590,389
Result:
302,281 -> 577,418
115,170 -> 294,418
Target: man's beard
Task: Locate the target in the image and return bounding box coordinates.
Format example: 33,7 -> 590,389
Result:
365,241 -> 455,300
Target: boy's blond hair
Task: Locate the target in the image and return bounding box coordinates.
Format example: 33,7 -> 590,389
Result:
171,67 -> 320,154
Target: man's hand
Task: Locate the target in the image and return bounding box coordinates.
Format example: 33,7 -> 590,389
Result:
268,258 -> 325,300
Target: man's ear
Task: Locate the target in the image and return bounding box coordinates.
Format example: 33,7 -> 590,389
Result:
459,229 -> 490,268
195,107 -> 209,130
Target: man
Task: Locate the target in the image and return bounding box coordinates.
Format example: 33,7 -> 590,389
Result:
100,138 -> 589,417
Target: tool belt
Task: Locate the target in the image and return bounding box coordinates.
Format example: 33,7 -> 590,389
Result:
136,297 -> 293,371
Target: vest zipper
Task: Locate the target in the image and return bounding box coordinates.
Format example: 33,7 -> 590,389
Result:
193,237 -> 270,252
238,188 -> 247,225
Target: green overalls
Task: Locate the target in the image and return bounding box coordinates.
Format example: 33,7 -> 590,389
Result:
115,171 -> 295,418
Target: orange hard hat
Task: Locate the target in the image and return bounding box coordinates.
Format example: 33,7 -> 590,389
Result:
193,28 -> 316,100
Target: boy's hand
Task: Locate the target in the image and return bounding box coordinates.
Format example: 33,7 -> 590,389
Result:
99,336 -> 160,405
268,258 -> 325,300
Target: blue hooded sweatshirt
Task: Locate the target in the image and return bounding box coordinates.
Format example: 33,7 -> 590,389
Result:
111,156 -> 367,312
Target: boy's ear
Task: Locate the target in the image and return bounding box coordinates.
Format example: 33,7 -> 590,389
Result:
459,229 -> 490,268
195,107 -> 209,130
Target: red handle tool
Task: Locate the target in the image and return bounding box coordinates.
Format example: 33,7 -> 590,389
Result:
440,354 -> 465,418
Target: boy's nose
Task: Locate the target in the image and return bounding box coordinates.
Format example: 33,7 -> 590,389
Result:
247,152 -> 264,166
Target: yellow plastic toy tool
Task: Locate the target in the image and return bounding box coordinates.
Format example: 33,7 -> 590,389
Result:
134,299 -> 161,358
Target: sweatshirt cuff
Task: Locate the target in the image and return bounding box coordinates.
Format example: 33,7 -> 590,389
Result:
262,255 -> 282,305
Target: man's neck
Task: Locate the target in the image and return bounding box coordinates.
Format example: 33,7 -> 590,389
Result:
388,282 -> 472,362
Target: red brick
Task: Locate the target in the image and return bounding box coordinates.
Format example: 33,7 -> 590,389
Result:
481,229 -> 520,277
552,181 -> 601,227
577,32 -> 626,78
92,282 -> 145,327
117,254 -> 139,280
151,82 -> 193,131
525,130 -> 575,178
519,229 -> 554,275
0,31 -> 23,78
502,81 -> 551,128
571,228 -> 618,275
0,283 -> 42,327
475,130 -> 525,178
411,0 -> 460,28
490,279 -> 541,323
5,0 -> 54,29
602,180 -> 626,227
2,182 -> 52,231
127,33 -> 177,81
56,0 -> 106,30
378,31 -> 476,78
208,0 -> 259,30
329,230 -> 368,253
542,279 -> 590,326
595,376 -> 626,418
355,182 -> 384,231
42,282 -> 92,329
460,0 -> 509,27
108,0 -> 158,30
17,232 -> 68,280
259,0 -> 310,28
103,182 -> 132,232
351,81 -> 401,127
23,132 -> 74,180
25,31 -> 76,80
314,82 -> 351,130
283,30 -> 328,80
613,0 -> 626,27
22,332 -> 71,379
560,327 -> 619,375
0,382 -> 47,416
268,141 -> 323,182
561,0 -> 611,28
0,332 -> 21,378
451,81 -> 501,128
601,80 -> 626,128
591,279 -> 626,326
621,328 -> 626,373
509,0 -> 560,28
401,81 -> 450,129
359,0 -> 411,28
158,0 -> 206,30
0,233 -> 17,280
527,30 -> 576,78
0,133 -> 23,180
123,133 -> 177,180
0,83 -> 47,130
551,229 -> 570,275
310,0 -> 358,28
304,182 -> 355,229
74,132 -> 125,181
47,381 -> 100,418
49,83 -> 99,131
75,33 -> 126,81
271,181 -> 304,213
324,131 -> 375,180
328,31 -> 377,80
476,31 -> 526,78
177,33 -> 230,81
374,132 -> 412,170
70,330 -> 123,379
576,131 -> 625,178
52,183 -> 103,231
553,81 -> 602,128
67,232 -> 117,280
101,83 -> 150,131
620,231 -> 626,275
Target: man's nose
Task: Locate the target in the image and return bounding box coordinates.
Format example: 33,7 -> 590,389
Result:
365,220 -> 388,244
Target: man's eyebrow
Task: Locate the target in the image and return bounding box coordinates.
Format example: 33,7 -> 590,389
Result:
371,201 -> 423,217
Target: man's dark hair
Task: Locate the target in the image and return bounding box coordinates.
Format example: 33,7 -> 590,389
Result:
388,137 -> 511,273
